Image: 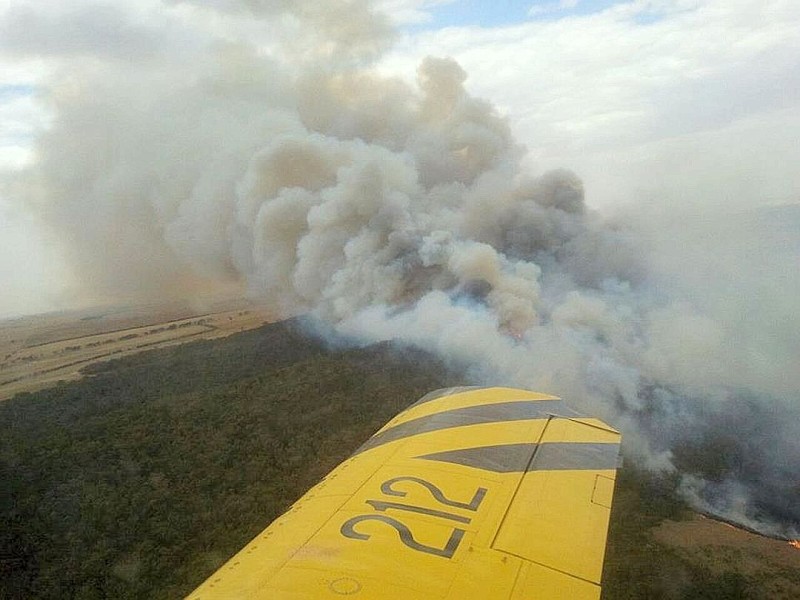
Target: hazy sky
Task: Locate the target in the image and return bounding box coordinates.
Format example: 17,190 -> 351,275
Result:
1,0 -> 799,318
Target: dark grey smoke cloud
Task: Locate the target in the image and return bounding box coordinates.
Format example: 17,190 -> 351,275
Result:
3,0 -> 798,537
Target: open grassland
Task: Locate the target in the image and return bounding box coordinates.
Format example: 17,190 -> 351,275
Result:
651,515 -> 800,598
0,300 -> 275,400
1,315 -> 798,599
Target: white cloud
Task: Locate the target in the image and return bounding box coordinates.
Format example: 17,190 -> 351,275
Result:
376,0 -> 456,25
386,0 -> 800,209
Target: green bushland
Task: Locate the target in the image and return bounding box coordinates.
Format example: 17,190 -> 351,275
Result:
1,319 -> 460,599
0,319 -> 781,599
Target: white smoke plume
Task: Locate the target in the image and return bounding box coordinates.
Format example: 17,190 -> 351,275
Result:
2,0 -> 798,537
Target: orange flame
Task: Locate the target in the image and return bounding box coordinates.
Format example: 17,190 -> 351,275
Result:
789,540 -> 800,550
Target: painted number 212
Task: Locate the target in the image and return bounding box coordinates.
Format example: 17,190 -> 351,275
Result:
340,476 -> 487,559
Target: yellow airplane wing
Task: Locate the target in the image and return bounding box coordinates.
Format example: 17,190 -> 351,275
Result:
187,386 -> 621,599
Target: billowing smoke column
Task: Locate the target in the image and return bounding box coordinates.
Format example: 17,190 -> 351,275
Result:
4,0 -> 799,537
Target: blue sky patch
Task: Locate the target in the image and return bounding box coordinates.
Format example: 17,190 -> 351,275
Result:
414,0 -> 627,30
0,84 -> 37,102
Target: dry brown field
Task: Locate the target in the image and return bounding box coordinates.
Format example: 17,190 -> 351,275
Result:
0,298 -> 276,400
652,514 -> 800,598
